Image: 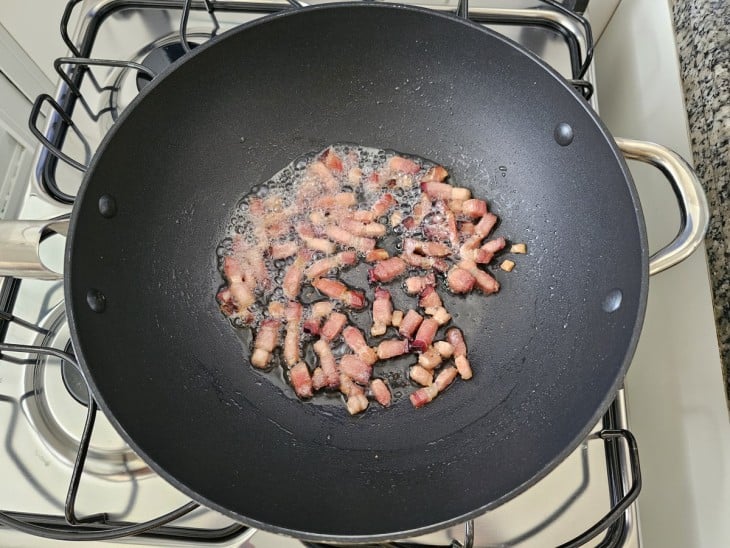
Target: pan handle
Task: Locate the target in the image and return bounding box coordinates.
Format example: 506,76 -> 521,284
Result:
0,217 -> 69,280
615,137 -> 709,276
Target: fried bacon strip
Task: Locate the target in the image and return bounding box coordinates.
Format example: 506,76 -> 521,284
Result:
305,251 -> 357,279
368,256 -> 407,283
376,339 -> 410,360
370,379 -> 391,407
371,288 -> 393,337
251,319 -> 280,368
320,311 -> 348,342
284,302 -> 302,367
447,327 -> 472,380
312,278 -> 366,309
289,362 -> 313,398
313,339 -> 339,389
340,355 -> 372,385
343,326 -> 378,365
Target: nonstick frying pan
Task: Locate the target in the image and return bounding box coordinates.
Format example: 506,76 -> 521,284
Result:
0,3 -> 708,543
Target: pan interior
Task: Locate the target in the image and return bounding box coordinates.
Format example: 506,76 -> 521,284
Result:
66,4 -> 647,540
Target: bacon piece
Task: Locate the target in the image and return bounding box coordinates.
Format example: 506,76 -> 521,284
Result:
365,249 -> 390,262
222,256 -> 255,309
320,311 -> 348,342
462,199 -> 487,218
421,165 -> 449,182
434,366 -> 458,391
420,181 -> 471,201
412,193 -> 432,224
474,212 -> 498,239
402,249 -> 448,272
459,259 -> 500,295
339,374 -> 369,415
418,347 -> 443,370
368,257 -> 407,283
404,273 -> 436,295
447,266 -> 476,294
388,156 -> 420,174
370,379 -> 391,407
313,339 -> 339,388
251,319 -> 280,368
352,210 -> 374,222
302,301 -> 334,335
371,287 -> 393,336
268,301 -> 286,318
324,225 -> 376,253
447,327 -> 472,379
412,318 -> 439,352
399,310 -> 424,339
460,222 -> 475,236
307,161 -> 339,192
348,167 -> 362,185
391,310 -> 404,328
410,365 -> 434,386
376,339 -> 410,360
340,218 -> 387,238
346,393 -> 369,415
448,200 -> 464,214
314,192 -> 357,209
283,251 -> 310,300
216,287 -> 236,317
305,251 -> 357,279
410,385 -> 438,408
340,355 -> 373,385
481,237 -> 507,255
311,367 -> 327,390
425,306 -> 451,326
283,302 -> 302,367
406,239 -> 451,257
339,373 -> 364,397
418,285 -> 443,309
321,147 -> 343,173
342,326 -> 378,365
289,362 -> 313,398
390,211 -> 403,227
297,223 -> 337,254
312,278 -> 366,309
269,241 -> 299,260
319,312 -> 347,342
372,193 -> 397,218
434,341 -> 454,358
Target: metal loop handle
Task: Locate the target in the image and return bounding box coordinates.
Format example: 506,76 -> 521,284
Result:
557,429 -> 641,548
0,217 -> 70,280
616,137 -> 709,276
29,94 -> 89,172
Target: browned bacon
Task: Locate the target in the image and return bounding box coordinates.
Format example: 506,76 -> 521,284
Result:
312,278 -> 366,309
371,288 -> 393,337
342,326 -> 378,365
368,256 -> 407,283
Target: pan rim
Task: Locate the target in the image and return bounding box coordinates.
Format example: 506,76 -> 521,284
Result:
65,2 -> 649,541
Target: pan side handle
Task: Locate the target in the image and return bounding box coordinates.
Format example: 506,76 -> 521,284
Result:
615,137 -> 709,276
0,217 -> 69,280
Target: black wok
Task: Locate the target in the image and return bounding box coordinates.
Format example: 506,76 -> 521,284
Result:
0,2 -> 708,543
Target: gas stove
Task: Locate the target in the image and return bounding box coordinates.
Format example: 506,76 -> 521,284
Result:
0,1 -> 642,546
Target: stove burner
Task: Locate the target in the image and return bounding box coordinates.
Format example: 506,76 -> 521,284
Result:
22,303 -> 151,479
60,341 -> 89,407
136,41 -> 197,91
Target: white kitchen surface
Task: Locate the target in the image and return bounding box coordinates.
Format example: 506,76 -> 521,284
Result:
595,0 -> 730,547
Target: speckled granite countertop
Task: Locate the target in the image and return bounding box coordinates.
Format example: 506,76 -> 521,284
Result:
671,0 -> 730,404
